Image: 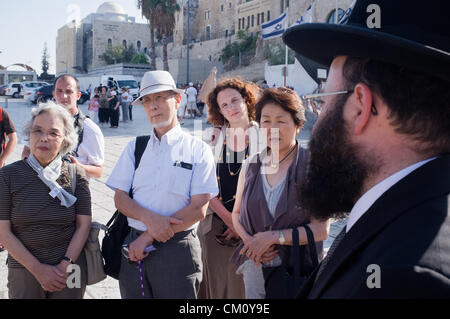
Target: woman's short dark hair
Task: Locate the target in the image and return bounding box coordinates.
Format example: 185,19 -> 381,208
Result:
207,78 -> 260,126
342,57 -> 450,154
255,87 -> 306,129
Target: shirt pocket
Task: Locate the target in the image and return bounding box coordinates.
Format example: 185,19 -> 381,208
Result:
169,166 -> 193,198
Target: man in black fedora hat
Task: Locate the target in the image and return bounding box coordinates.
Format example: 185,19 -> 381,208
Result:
283,0 -> 450,298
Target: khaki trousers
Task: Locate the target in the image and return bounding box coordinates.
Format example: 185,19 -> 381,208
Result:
198,214 -> 245,299
7,251 -> 87,299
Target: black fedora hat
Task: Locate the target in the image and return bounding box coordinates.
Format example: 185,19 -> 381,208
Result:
283,0 -> 450,82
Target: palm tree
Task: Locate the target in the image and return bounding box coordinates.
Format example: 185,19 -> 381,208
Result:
155,0 -> 180,71
137,0 -> 158,70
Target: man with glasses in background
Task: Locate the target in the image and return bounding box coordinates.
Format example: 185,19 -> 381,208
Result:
284,0 -> 450,298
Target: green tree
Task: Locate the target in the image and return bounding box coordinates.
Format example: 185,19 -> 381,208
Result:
155,0 -> 180,71
131,53 -> 149,64
264,42 -> 295,66
101,45 -> 125,64
41,42 -> 50,79
100,44 -> 149,65
137,0 -> 159,70
220,31 -> 258,70
124,44 -> 137,63
138,0 -> 180,71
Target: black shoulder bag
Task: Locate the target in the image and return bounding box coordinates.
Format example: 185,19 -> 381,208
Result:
263,224 -> 319,299
102,135 -> 150,279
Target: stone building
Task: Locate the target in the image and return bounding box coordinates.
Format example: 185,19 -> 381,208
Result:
56,2 -> 151,75
172,0 -> 353,58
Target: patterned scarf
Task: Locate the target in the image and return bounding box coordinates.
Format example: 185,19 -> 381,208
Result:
26,154 -> 77,208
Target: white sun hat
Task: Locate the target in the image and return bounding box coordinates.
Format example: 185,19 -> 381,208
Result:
132,70 -> 184,106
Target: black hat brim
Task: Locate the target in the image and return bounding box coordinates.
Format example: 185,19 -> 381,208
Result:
283,23 -> 450,82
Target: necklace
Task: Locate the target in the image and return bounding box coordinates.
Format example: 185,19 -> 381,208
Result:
216,128 -> 249,202
222,129 -> 249,176
270,143 -> 297,169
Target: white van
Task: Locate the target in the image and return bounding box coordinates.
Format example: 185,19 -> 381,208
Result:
77,75 -> 139,100
101,75 -> 139,99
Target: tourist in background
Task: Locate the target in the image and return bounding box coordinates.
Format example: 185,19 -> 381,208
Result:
88,94 -> 100,120
185,82 -> 198,119
121,87 -> 130,123
98,86 -> 111,126
109,88 -> 120,128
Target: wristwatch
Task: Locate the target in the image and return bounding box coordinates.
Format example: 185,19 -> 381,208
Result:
62,256 -> 74,264
278,230 -> 285,245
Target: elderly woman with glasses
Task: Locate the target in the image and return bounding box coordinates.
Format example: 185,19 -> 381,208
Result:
230,87 -> 329,299
0,102 -> 92,299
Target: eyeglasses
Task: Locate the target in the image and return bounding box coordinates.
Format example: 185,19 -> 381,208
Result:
141,93 -> 174,105
302,89 -> 378,115
302,89 -> 354,110
30,128 -> 63,140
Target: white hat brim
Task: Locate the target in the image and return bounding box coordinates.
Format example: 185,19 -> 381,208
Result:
132,85 -> 184,106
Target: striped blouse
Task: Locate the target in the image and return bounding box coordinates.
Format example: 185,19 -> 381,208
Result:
0,160 -> 91,268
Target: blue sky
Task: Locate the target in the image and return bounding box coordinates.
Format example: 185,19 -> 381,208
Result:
0,0 -> 147,74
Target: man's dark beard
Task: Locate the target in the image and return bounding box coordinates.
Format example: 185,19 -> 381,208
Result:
298,94 -> 379,221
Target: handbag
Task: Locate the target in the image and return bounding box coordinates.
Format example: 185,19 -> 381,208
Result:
85,222 -> 108,285
69,164 -> 107,285
262,224 -> 319,299
101,135 -> 150,279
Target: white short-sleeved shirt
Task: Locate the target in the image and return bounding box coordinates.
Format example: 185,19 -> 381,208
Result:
75,118 -> 105,166
106,125 -> 219,231
185,87 -> 197,102
177,93 -> 188,116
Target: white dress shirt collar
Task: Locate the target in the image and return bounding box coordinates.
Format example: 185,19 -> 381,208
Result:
150,124 -> 182,146
346,157 -> 437,233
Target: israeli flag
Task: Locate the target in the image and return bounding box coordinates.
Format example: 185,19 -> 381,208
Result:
338,0 -> 357,24
262,12 -> 287,40
290,3 -> 315,28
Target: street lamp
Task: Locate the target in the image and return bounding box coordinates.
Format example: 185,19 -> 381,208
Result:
186,0 -> 190,85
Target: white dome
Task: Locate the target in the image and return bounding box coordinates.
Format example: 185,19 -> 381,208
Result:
97,2 -> 126,15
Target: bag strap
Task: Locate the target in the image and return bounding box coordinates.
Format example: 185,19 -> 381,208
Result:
291,228 -> 301,288
129,135 -> 150,198
105,135 -> 150,229
291,225 -> 319,286
134,135 -> 150,170
69,164 -> 76,194
303,224 -> 319,268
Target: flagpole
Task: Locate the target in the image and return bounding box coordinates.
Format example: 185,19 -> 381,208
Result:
284,6 -> 289,87
335,0 -> 338,24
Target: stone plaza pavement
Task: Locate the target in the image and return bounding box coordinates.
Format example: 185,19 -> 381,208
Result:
0,98 -> 345,299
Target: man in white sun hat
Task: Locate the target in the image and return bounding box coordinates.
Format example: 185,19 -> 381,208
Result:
106,70 -> 218,299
